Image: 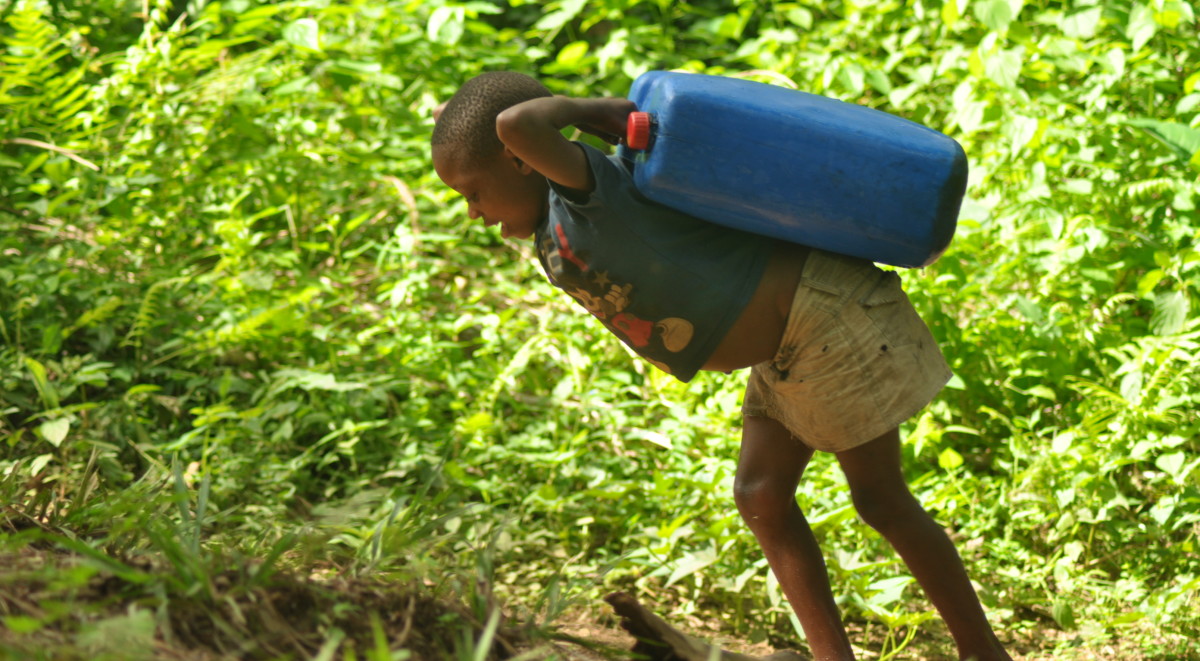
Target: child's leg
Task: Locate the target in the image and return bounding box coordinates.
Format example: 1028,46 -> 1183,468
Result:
835,427 -> 1011,661
735,414 -> 855,661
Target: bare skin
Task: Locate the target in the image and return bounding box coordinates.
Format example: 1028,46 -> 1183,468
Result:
736,417 -> 1012,661
434,89 -> 1011,660
701,241 -> 808,373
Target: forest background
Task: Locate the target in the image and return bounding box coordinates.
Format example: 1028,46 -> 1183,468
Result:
1,0 -> 1198,658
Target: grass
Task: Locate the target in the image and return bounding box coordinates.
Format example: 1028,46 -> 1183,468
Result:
3,0 -> 1200,658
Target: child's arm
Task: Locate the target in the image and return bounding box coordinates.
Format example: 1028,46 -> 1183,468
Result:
496,96 -> 636,194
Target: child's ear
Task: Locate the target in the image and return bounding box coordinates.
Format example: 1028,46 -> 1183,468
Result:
503,147 -> 537,175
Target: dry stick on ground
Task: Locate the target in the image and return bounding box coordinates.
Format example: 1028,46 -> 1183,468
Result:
604,592 -> 810,661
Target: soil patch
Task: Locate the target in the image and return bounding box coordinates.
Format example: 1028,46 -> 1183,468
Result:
0,546 -> 1187,660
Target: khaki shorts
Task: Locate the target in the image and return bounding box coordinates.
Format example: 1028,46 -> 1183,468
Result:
742,250 -> 952,453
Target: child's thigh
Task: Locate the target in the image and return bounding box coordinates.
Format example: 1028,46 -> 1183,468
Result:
736,415 -> 814,498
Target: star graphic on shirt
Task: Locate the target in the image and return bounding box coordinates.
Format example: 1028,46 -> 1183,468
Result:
592,270 -> 612,288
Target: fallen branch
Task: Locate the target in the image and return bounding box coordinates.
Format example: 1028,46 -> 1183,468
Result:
604,592 -> 810,661
4,137 -> 101,171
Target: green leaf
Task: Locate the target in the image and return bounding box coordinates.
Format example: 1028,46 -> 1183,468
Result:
1126,3 -> 1158,52
38,418 -> 70,447
1052,599 -> 1077,630
985,47 -> 1023,88
941,0 -> 967,26
838,64 -> 865,97
1137,269 -> 1165,297
1149,497 -> 1175,526
1156,452 -> 1186,479
2,616 -> 44,634
77,610 -> 156,660
786,7 -> 813,29
973,0 -> 1014,31
534,0 -> 587,32
1120,370 -> 1145,404
283,18 -> 321,52
1151,290 -> 1189,335
427,6 -> 464,44
1051,432 -> 1075,454
867,576 -> 913,608
665,547 -> 717,587
1125,119 -> 1200,161
938,447 -> 964,470
1155,0 -> 1194,29
1061,7 -> 1103,39
556,41 -> 588,67
29,453 -> 54,476
23,357 -> 59,409
865,69 -> 892,94
1063,178 -> 1093,195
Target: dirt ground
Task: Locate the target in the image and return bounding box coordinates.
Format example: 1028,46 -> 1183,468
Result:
549,597 -> 1183,661
0,546 -> 1189,660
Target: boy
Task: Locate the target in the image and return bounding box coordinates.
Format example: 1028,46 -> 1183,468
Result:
431,71 -> 1011,661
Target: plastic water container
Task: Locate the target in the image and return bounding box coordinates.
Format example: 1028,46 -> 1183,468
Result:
619,71 -> 967,268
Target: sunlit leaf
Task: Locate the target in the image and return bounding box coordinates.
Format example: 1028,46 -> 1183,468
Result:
1061,7 -> 1102,39
1052,600 -> 1077,630
427,6 -> 464,44
1125,118 -> 1200,161
973,0 -> 1014,31
1156,452 -> 1186,479
985,47 -> 1023,88
1151,290 -> 1189,335
282,18 -> 320,52
941,0 -> 967,26
556,41 -> 589,66
867,576 -> 913,607
28,453 -> 54,476
665,547 -> 717,587
1126,3 -> 1158,52
1,616 -> 44,634
938,447 -> 964,470
38,417 -> 70,447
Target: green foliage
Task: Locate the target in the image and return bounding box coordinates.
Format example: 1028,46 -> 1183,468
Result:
2,0 -> 1199,658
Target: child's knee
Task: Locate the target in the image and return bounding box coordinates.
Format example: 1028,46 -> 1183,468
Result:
850,483 -> 921,532
733,472 -> 796,523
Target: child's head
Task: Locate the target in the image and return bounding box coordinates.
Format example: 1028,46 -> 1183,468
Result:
432,71 -> 551,163
432,71 -> 553,239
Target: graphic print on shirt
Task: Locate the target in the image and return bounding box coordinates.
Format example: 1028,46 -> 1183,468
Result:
538,224 -> 694,373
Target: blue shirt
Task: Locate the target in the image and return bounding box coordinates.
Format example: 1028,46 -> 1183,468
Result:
535,142 -> 772,382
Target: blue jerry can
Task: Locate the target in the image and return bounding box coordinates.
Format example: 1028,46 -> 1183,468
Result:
619,71 -> 967,268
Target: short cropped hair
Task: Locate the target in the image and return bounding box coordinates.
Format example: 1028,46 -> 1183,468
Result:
431,71 -> 552,164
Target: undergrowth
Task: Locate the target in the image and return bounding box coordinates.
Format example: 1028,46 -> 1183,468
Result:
2,0 -> 1198,658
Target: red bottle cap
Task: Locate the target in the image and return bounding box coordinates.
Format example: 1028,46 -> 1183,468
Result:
627,112 -> 652,150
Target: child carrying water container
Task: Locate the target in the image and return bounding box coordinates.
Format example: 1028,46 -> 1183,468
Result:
430,71 -> 1011,661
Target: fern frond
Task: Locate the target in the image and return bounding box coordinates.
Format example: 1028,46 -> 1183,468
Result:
123,278 -> 181,349
1,8 -> 101,157
1139,333 -> 1200,409
196,304 -> 293,353
65,296 -> 124,341
1095,292 -> 1137,327
1120,177 -> 1177,202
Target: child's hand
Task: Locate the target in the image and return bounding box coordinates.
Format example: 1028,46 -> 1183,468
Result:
577,124 -> 623,145
572,97 -> 637,145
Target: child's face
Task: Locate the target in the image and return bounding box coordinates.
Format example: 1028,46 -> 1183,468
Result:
433,145 -> 548,240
